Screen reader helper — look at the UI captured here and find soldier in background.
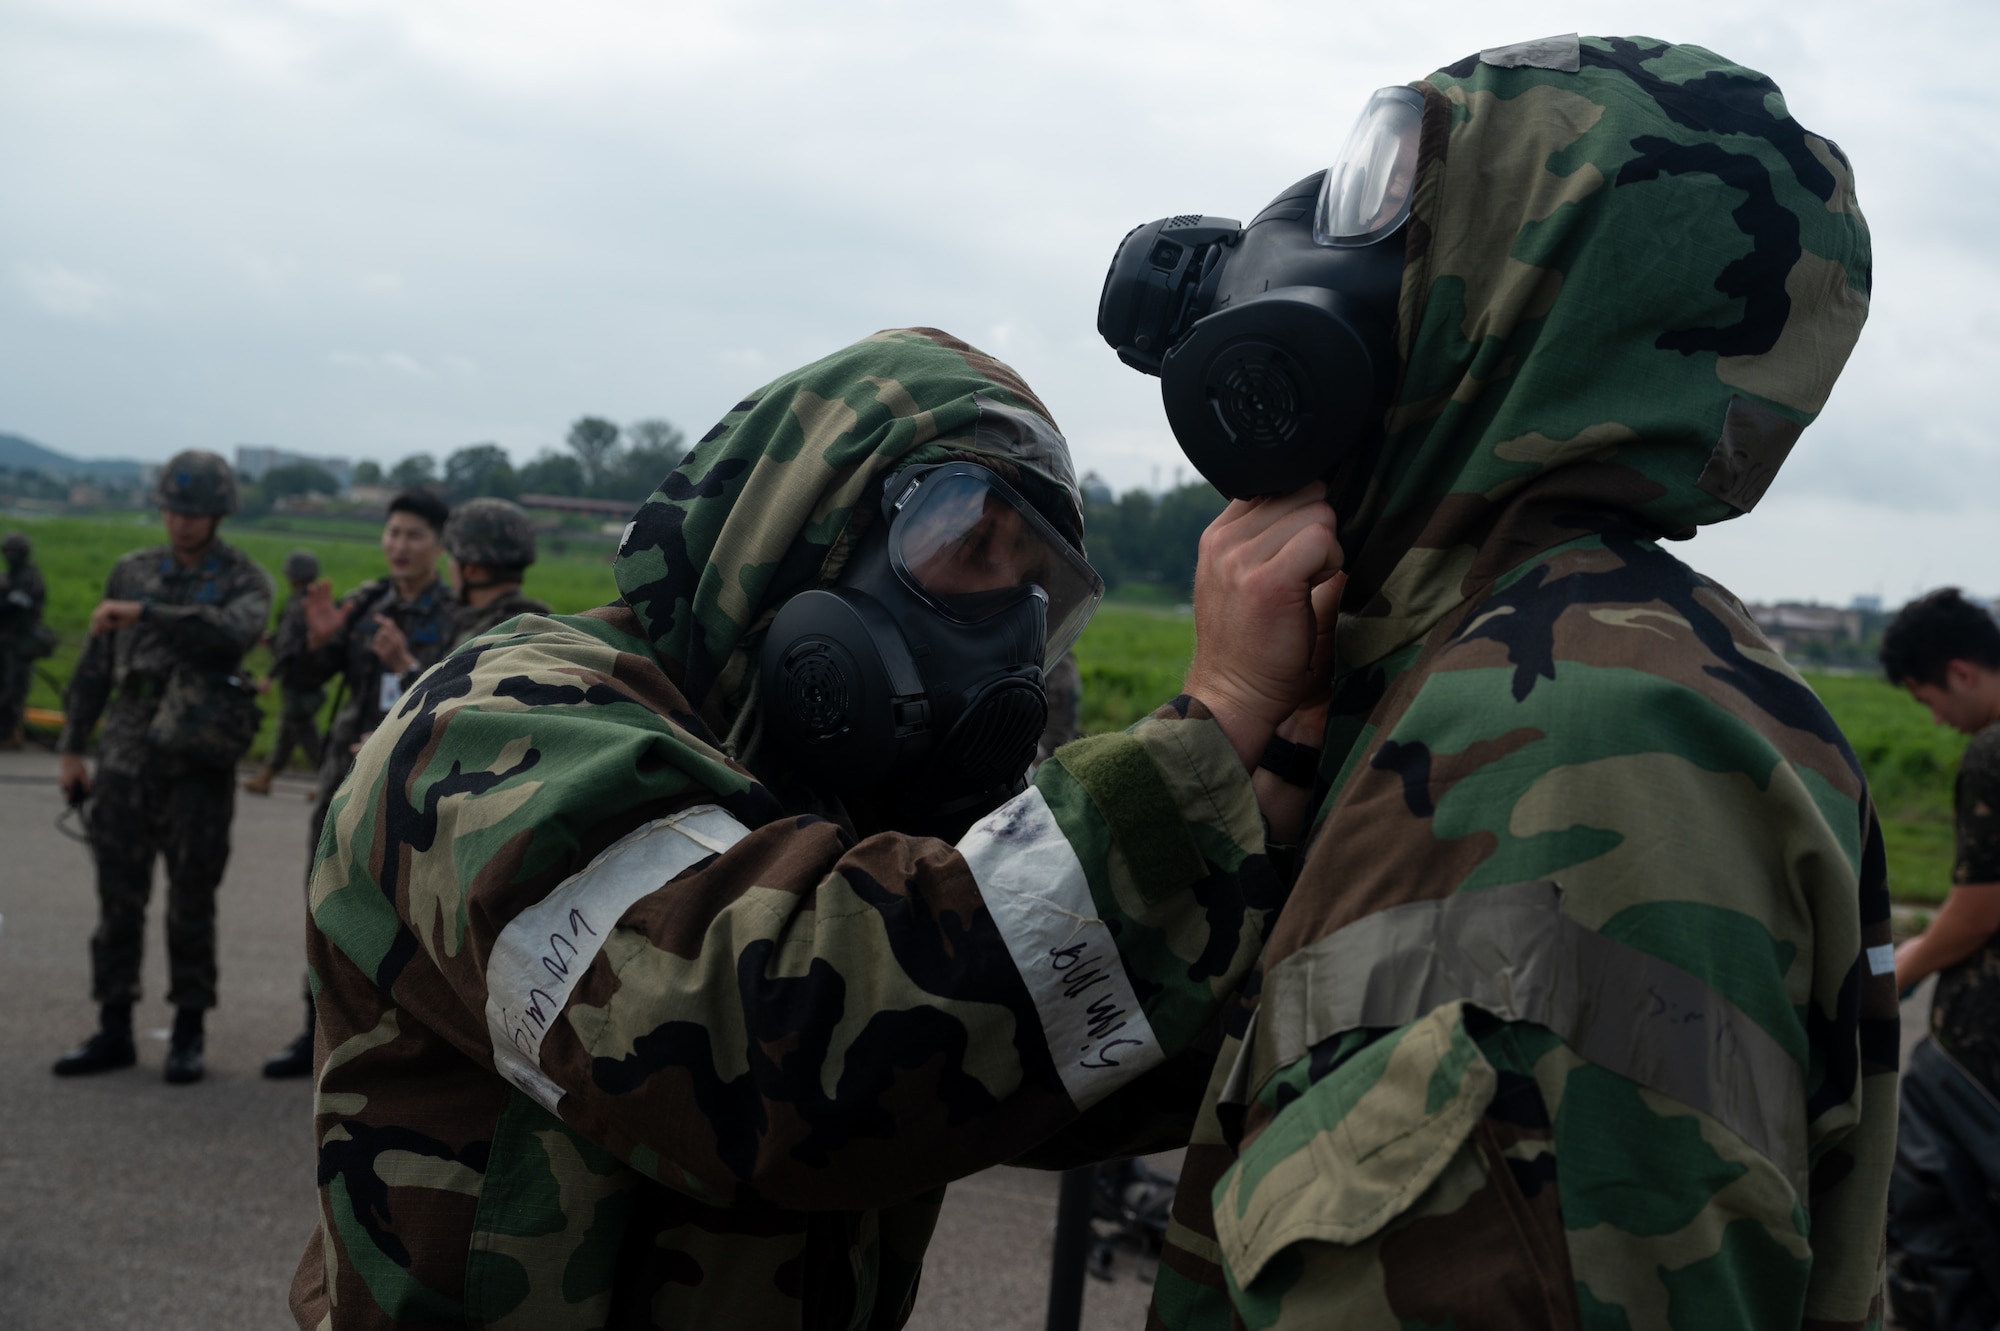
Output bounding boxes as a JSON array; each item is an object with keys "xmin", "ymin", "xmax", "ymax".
[
  {"xmin": 242, "ymin": 549, "xmax": 326, "ymax": 794},
  {"xmin": 261, "ymin": 489, "xmax": 454, "ymax": 1079},
  {"xmin": 0, "ymin": 531, "xmax": 47, "ymax": 748},
  {"xmin": 368, "ymin": 497, "xmax": 550, "ymax": 679},
  {"xmin": 52, "ymin": 451, "xmax": 272, "ymax": 1084}
]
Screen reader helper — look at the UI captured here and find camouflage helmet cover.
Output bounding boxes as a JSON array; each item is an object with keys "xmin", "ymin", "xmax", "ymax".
[
  {"xmin": 1, "ymin": 531, "xmax": 28, "ymax": 560},
  {"xmin": 283, "ymin": 549, "xmax": 321, "ymax": 583},
  {"xmin": 154, "ymin": 450, "xmax": 239, "ymax": 516},
  {"xmin": 443, "ymin": 497, "xmax": 538, "ymax": 569}
]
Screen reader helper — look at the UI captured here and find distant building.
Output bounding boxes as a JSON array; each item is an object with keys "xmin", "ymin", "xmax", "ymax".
[
  {"xmin": 1748, "ymin": 602, "xmax": 1863, "ymax": 657},
  {"xmin": 1850, "ymin": 594, "xmax": 1883, "ymax": 613},
  {"xmin": 1081, "ymin": 471, "xmax": 1115, "ymax": 505},
  {"xmin": 236, "ymin": 446, "xmax": 353, "ymax": 492}
]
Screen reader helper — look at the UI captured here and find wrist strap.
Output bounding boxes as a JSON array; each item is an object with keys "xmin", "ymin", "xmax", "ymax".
[{"xmin": 1258, "ymin": 735, "xmax": 1322, "ymax": 788}]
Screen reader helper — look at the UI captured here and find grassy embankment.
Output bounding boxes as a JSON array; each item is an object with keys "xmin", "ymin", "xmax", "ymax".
[{"xmin": 13, "ymin": 514, "xmax": 1963, "ymax": 902}]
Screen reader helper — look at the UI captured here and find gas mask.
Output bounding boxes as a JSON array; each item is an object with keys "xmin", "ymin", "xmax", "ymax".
[
  {"xmin": 760, "ymin": 461, "xmax": 1104, "ymax": 824},
  {"xmin": 1098, "ymin": 86, "xmax": 1422, "ymax": 500}
]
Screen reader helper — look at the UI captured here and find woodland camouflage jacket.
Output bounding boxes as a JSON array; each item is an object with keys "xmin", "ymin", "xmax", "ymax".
[
  {"xmin": 290, "ymin": 330, "xmax": 1286, "ymax": 1329},
  {"xmin": 1149, "ymin": 36, "xmax": 1898, "ymax": 1331},
  {"xmin": 60, "ymin": 539, "xmax": 272, "ymax": 773}
]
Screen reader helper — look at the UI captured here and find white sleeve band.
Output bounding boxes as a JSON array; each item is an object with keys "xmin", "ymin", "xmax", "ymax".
[
  {"xmin": 1867, "ymin": 943, "xmax": 1896, "ymax": 977},
  {"xmin": 484, "ymin": 803, "xmax": 751, "ymax": 1112},
  {"xmin": 956, "ymin": 785, "xmax": 1165, "ymax": 1110}
]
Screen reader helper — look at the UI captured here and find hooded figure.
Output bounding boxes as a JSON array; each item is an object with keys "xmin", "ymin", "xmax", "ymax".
[
  {"xmin": 1147, "ymin": 37, "xmax": 1897, "ymax": 1330},
  {"xmin": 290, "ymin": 329, "xmax": 1295, "ymax": 1329}
]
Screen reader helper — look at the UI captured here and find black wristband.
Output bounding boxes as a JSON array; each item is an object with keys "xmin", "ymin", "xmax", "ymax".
[{"xmin": 1257, "ymin": 735, "xmax": 1322, "ymax": 788}]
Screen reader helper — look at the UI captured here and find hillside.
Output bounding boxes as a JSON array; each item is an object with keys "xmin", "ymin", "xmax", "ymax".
[{"xmin": 0, "ymin": 432, "xmax": 148, "ymax": 481}]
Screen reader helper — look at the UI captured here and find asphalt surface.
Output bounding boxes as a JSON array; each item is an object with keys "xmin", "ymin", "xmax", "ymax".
[{"xmin": 0, "ymin": 744, "xmax": 1160, "ymax": 1330}]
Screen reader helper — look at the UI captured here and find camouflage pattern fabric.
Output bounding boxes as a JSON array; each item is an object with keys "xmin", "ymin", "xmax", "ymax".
[
  {"xmin": 58, "ymin": 538, "xmax": 269, "ymax": 1010},
  {"xmin": 265, "ymin": 590, "xmax": 327, "ymax": 771},
  {"xmin": 1931, "ymin": 721, "xmax": 2000, "ymax": 1099},
  {"xmin": 0, "ymin": 553, "xmax": 45, "ymax": 737},
  {"xmin": 1148, "ymin": 36, "xmax": 1896, "ymax": 1331},
  {"xmin": 60, "ymin": 541, "xmax": 273, "ymax": 773},
  {"xmin": 1036, "ymin": 650, "xmax": 1083, "ymax": 768},
  {"xmin": 297, "ymin": 575, "xmax": 456, "ymax": 759},
  {"xmin": 85, "ymin": 758, "xmax": 235, "ymax": 1008},
  {"xmin": 444, "ymin": 587, "xmax": 551, "ymax": 655},
  {"xmin": 292, "ymin": 329, "xmax": 1282, "ymax": 1330},
  {"xmin": 153, "ymin": 448, "xmax": 239, "ymax": 515},
  {"xmin": 442, "ymin": 497, "xmax": 539, "ymax": 570}
]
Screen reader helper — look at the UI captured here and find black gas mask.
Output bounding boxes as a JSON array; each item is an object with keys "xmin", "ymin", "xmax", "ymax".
[
  {"xmin": 1098, "ymin": 86, "xmax": 1422, "ymax": 500},
  {"xmin": 760, "ymin": 461, "xmax": 1104, "ymax": 826}
]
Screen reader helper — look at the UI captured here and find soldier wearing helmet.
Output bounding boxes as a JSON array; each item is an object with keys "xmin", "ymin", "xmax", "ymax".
[
  {"xmin": 53, "ymin": 449, "xmax": 272, "ymax": 1085},
  {"xmin": 242, "ymin": 548, "xmax": 326, "ymax": 796},
  {"xmin": 0, "ymin": 530, "xmax": 47, "ymax": 749},
  {"xmin": 368, "ymin": 498, "xmax": 550, "ymax": 684}
]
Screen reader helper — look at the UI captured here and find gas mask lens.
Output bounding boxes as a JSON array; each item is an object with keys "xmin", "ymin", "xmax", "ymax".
[
  {"xmin": 1314, "ymin": 86, "xmax": 1425, "ymax": 249},
  {"xmin": 886, "ymin": 464, "xmax": 1104, "ymax": 666}
]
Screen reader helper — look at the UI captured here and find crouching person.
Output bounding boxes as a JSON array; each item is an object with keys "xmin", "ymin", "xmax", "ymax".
[{"xmin": 289, "ymin": 328, "xmax": 1341, "ymax": 1328}]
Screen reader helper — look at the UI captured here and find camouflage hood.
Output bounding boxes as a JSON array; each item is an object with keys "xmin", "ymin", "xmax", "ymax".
[
  {"xmin": 1336, "ymin": 35, "xmax": 1870, "ymax": 669},
  {"xmin": 613, "ymin": 328, "xmax": 1081, "ymax": 721}
]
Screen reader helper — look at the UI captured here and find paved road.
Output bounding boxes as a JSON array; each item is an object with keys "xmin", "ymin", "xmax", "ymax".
[{"xmin": 0, "ymin": 745, "xmax": 1156, "ymax": 1329}]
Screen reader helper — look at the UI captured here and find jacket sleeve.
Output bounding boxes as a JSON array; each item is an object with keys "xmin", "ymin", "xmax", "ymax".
[
  {"xmin": 312, "ymin": 666, "xmax": 1284, "ymax": 1211},
  {"xmin": 142, "ymin": 561, "xmax": 271, "ymax": 665},
  {"xmin": 59, "ymin": 565, "xmax": 124, "ymax": 754}
]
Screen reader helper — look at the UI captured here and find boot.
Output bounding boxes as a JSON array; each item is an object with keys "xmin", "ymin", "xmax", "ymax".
[
  {"xmin": 262, "ymin": 1000, "xmax": 315, "ymax": 1079},
  {"xmin": 52, "ymin": 1003, "xmax": 136, "ymax": 1076},
  {"xmin": 242, "ymin": 767, "xmax": 276, "ymax": 795},
  {"xmin": 164, "ymin": 1006, "xmax": 205, "ymax": 1085}
]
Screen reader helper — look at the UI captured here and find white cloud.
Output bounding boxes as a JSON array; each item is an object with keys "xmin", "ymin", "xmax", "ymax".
[{"xmin": 14, "ymin": 259, "xmax": 121, "ymax": 320}]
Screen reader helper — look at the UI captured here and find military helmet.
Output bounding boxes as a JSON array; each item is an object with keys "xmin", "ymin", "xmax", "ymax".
[
  {"xmin": 443, "ymin": 497, "xmax": 537, "ymax": 569},
  {"xmin": 282, "ymin": 549, "xmax": 320, "ymax": 583},
  {"xmin": 154, "ymin": 450, "xmax": 239, "ymax": 516},
  {"xmin": 1, "ymin": 532, "xmax": 28, "ymax": 560}
]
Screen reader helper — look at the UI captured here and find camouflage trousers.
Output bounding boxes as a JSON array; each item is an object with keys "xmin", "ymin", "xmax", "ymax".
[
  {"xmin": 86, "ymin": 756, "xmax": 236, "ymax": 1009},
  {"xmin": 267, "ymin": 690, "xmax": 324, "ymax": 774},
  {"xmin": 299, "ymin": 744, "xmax": 358, "ymax": 1000},
  {"xmin": 0, "ymin": 640, "xmax": 30, "ymax": 737}
]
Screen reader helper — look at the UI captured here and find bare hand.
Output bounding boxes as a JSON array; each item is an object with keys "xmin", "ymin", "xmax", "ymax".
[
  {"xmin": 1184, "ymin": 485, "xmax": 1343, "ymax": 771},
  {"xmin": 303, "ymin": 580, "xmax": 354, "ymax": 650},
  {"xmin": 58, "ymin": 753, "xmax": 90, "ymax": 803},
  {"xmin": 369, "ymin": 615, "xmax": 417, "ymax": 675},
  {"xmin": 88, "ymin": 599, "xmax": 145, "ymax": 636},
  {"xmin": 256, "ymin": 676, "xmax": 274, "ymax": 695}
]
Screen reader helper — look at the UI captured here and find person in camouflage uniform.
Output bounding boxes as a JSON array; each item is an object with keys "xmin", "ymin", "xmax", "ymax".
[
  {"xmin": 1877, "ymin": 588, "xmax": 2000, "ymax": 1329},
  {"xmin": 243, "ymin": 549, "xmax": 327, "ymax": 794},
  {"xmin": 369, "ymin": 496, "xmax": 551, "ymax": 675},
  {"xmin": 1035, "ymin": 649, "xmax": 1083, "ymax": 768},
  {"xmin": 262, "ymin": 490, "xmax": 456, "ymax": 1078},
  {"xmin": 53, "ymin": 451, "xmax": 273, "ymax": 1085},
  {"xmin": 289, "ymin": 328, "xmax": 1335, "ymax": 1329},
  {"xmin": 1140, "ymin": 36, "xmax": 1898, "ymax": 1331},
  {"xmin": 0, "ymin": 530, "xmax": 48, "ymax": 747}
]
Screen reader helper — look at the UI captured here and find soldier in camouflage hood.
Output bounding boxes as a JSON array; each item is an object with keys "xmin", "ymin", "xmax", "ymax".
[
  {"xmin": 1136, "ymin": 36, "xmax": 1898, "ymax": 1331},
  {"xmin": 291, "ymin": 329, "xmax": 1332, "ymax": 1328}
]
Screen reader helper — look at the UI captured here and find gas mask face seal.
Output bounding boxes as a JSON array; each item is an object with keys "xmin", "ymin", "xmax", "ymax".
[
  {"xmin": 1097, "ymin": 85, "xmax": 1422, "ymax": 500},
  {"xmin": 759, "ymin": 461, "xmax": 1105, "ymax": 823}
]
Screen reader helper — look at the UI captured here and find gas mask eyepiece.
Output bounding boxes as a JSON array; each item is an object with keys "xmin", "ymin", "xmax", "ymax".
[
  {"xmin": 760, "ymin": 462, "xmax": 1104, "ymax": 823},
  {"xmin": 1098, "ymin": 86, "xmax": 1422, "ymax": 500}
]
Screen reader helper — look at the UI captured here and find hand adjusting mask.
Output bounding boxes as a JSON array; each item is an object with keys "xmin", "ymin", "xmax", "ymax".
[
  {"xmin": 1098, "ymin": 86, "xmax": 1421, "ymax": 499},
  {"xmin": 760, "ymin": 462, "xmax": 1105, "ymax": 822}
]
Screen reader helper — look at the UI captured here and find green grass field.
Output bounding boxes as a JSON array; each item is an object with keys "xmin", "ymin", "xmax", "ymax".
[{"xmin": 10, "ymin": 514, "xmax": 1966, "ymax": 902}]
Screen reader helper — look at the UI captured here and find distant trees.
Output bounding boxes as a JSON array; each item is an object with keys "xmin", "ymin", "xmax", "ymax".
[
  {"xmin": 261, "ymin": 462, "xmax": 341, "ymax": 499},
  {"xmin": 388, "ymin": 453, "xmax": 438, "ymax": 490},
  {"xmin": 1081, "ymin": 480, "xmax": 1228, "ymax": 602},
  {"xmin": 362, "ymin": 414, "xmax": 688, "ymax": 508},
  {"xmin": 443, "ymin": 444, "xmax": 518, "ymax": 500}
]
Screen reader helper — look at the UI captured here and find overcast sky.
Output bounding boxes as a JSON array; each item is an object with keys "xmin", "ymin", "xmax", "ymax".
[{"xmin": 2, "ymin": 0, "xmax": 1993, "ymax": 604}]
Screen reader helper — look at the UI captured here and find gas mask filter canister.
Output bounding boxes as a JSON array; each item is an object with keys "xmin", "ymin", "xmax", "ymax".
[
  {"xmin": 760, "ymin": 462, "xmax": 1105, "ymax": 821},
  {"xmin": 1098, "ymin": 86, "xmax": 1422, "ymax": 499}
]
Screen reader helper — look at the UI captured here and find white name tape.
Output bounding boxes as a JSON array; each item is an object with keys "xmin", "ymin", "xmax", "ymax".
[
  {"xmin": 957, "ymin": 786, "xmax": 1163, "ymax": 1109},
  {"xmin": 1867, "ymin": 943, "xmax": 1896, "ymax": 977},
  {"xmin": 484, "ymin": 804, "xmax": 751, "ymax": 1112}
]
